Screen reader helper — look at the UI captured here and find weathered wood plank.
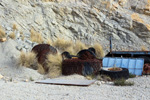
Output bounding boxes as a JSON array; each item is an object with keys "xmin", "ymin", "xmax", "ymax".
[{"xmin": 36, "ymin": 79, "xmax": 96, "ymax": 86}]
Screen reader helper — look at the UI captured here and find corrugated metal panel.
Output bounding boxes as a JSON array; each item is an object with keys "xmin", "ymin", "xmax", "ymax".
[
  {"xmin": 110, "ymin": 51, "xmax": 150, "ymax": 55},
  {"xmin": 102, "ymin": 57, "xmax": 144, "ymax": 75}
]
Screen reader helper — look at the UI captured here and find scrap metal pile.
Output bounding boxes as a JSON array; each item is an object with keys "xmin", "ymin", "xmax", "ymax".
[
  {"xmin": 31, "ymin": 40, "xmax": 150, "ymax": 80},
  {"xmin": 62, "ymin": 49, "xmax": 102, "ymax": 76}
]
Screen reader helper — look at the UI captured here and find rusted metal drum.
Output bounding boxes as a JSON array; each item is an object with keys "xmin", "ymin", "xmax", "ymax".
[
  {"xmin": 32, "ymin": 44, "xmax": 57, "ymax": 72},
  {"xmin": 62, "ymin": 58, "xmax": 102, "ymax": 76},
  {"xmin": 77, "ymin": 49, "xmax": 96, "ymax": 60},
  {"xmin": 143, "ymin": 63, "xmax": 150, "ymax": 75}
]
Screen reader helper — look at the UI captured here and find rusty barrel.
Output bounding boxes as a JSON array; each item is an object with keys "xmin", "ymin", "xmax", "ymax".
[{"xmin": 62, "ymin": 58, "xmax": 102, "ymax": 76}]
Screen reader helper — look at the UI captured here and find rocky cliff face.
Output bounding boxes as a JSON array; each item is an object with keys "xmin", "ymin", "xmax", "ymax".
[{"xmin": 0, "ymin": 0, "xmax": 150, "ymax": 52}]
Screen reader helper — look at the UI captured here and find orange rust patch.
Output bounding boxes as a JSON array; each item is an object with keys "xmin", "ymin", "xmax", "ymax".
[
  {"xmin": 72, "ymin": 57, "xmax": 78, "ymax": 59},
  {"xmin": 108, "ymin": 67, "xmax": 122, "ymax": 71}
]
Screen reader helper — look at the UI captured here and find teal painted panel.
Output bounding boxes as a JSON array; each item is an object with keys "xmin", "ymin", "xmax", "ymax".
[{"xmin": 102, "ymin": 57, "xmax": 144, "ymax": 75}]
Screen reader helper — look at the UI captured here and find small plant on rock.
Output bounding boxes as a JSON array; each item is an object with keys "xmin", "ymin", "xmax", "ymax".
[
  {"xmin": 141, "ymin": 45, "xmax": 147, "ymax": 51},
  {"xmin": 20, "ymin": 31, "xmax": 23, "ymax": 35},
  {"xmin": 129, "ymin": 73, "xmax": 136, "ymax": 78},
  {"xmin": 42, "ymin": 0, "xmax": 55, "ymax": 2},
  {"xmin": 10, "ymin": 78, "xmax": 13, "ymax": 82},
  {"xmin": 53, "ymin": 38, "xmax": 73, "ymax": 51},
  {"xmin": 30, "ymin": 28, "xmax": 44, "ymax": 43},
  {"xmin": 9, "ymin": 32, "xmax": 16, "ymax": 39},
  {"xmin": 0, "ymin": 25, "xmax": 6, "ymax": 39},
  {"xmin": 20, "ymin": 31, "xmax": 24, "ymax": 41},
  {"xmin": 21, "ymin": 34, "xmax": 25, "ymax": 41},
  {"xmin": 29, "ymin": 77, "xmax": 34, "ymax": 81},
  {"xmin": 13, "ymin": 24, "xmax": 18, "ymax": 31}
]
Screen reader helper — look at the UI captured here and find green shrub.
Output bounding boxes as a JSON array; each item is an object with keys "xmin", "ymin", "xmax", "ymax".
[
  {"xmin": 29, "ymin": 77, "xmax": 34, "ymax": 81},
  {"xmin": 114, "ymin": 79, "xmax": 134, "ymax": 86},
  {"xmin": 129, "ymin": 73, "xmax": 136, "ymax": 78}
]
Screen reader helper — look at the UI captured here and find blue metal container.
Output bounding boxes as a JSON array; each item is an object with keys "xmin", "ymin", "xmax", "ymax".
[{"xmin": 102, "ymin": 57, "xmax": 144, "ymax": 75}]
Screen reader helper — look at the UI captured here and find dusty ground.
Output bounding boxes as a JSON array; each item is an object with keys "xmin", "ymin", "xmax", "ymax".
[{"xmin": 0, "ymin": 75, "xmax": 150, "ymax": 100}]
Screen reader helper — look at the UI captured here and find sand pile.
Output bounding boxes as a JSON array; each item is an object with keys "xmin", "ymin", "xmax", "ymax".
[{"xmin": 0, "ymin": 39, "xmax": 43, "ymax": 81}]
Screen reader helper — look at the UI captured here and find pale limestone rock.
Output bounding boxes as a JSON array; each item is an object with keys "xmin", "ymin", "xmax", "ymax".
[
  {"xmin": 0, "ymin": 0, "xmax": 150, "ymax": 51},
  {"xmin": 0, "ymin": 74, "xmax": 3, "ymax": 79},
  {"xmin": 34, "ymin": 15, "xmax": 44, "ymax": 25}
]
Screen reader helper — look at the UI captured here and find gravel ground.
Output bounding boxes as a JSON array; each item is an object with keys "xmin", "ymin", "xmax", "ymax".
[{"xmin": 0, "ymin": 75, "xmax": 150, "ymax": 100}]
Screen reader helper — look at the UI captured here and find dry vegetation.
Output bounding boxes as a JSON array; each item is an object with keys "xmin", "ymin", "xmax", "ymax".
[
  {"xmin": 65, "ymin": 46, "xmax": 75, "ymax": 55},
  {"xmin": 53, "ymin": 38, "xmax": 73, "ymax": 51},
  {"xmin": 141, "ymin": 45, "xmax": 148, "ymax": 51},
  {"xmin": 37, "ymin": 64, "xmax": 45, "ymax": 74},
  {"xmin": 19, "ymin": 51, "xmax": 38, "ymax": 69},
  {"xmin": 93, "ymin": 43, "xmax": 104, "ymax": 58},
  {"xmin": 73, "ymin": 40, "xmax": 88, "ymax": 54},
  {"xmin": 53, "ymin": 38, "xmax": 88, "ymax": 55},
  {"xmin": 42, "ymin": 0, "xmax": 55, "ymax": 2},
  {"xmin": 21, "ymin": 35, "xmax": 25, "ymax": 41},
  {"xmin": 9, "ymin": 32, "xmax": 16, "ymax": 39},
  {"xmin": 20, "ymin": 31, "xmax": 24, "ymax": 41},
  {"xmin": 13, "ymin": 24, "xmax": 18, "ymax": 31},
  {"xmin": 30, "ymin": 28, "xmax": 44, "ymax": 43},
  {"xmin": 46, "ymin": 53, "xmax": 62, "ymax": 78},
  {"xmin": 19, "ymin": 51, "xmax": 63, "ymax": 78},
  {"xmin": 0, "ymin": 25, "xmax": 6, "ymax": 39},
  {"xmin": 46, "ymin": 38, "xmax": 52, "ymax": 45},
  {"xmin": 20, "ymin": 31, "xmax": 23, "ymax": 35},
  {"xmin": 52, "ymin": 38, "xmax": 89, "ymax": 55}
]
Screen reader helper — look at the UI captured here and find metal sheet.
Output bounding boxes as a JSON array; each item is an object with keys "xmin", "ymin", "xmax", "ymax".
[
  {"xmin": 36, "ymin": 79, "xmax": 96, "ymax": 86},
  {"xmin": 111, "ymin": 51, "xmax": 150, "ymax": 55},
  {"xmin": 103, "ymin": 57, "xmax": 144, "ymax": 75}
]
